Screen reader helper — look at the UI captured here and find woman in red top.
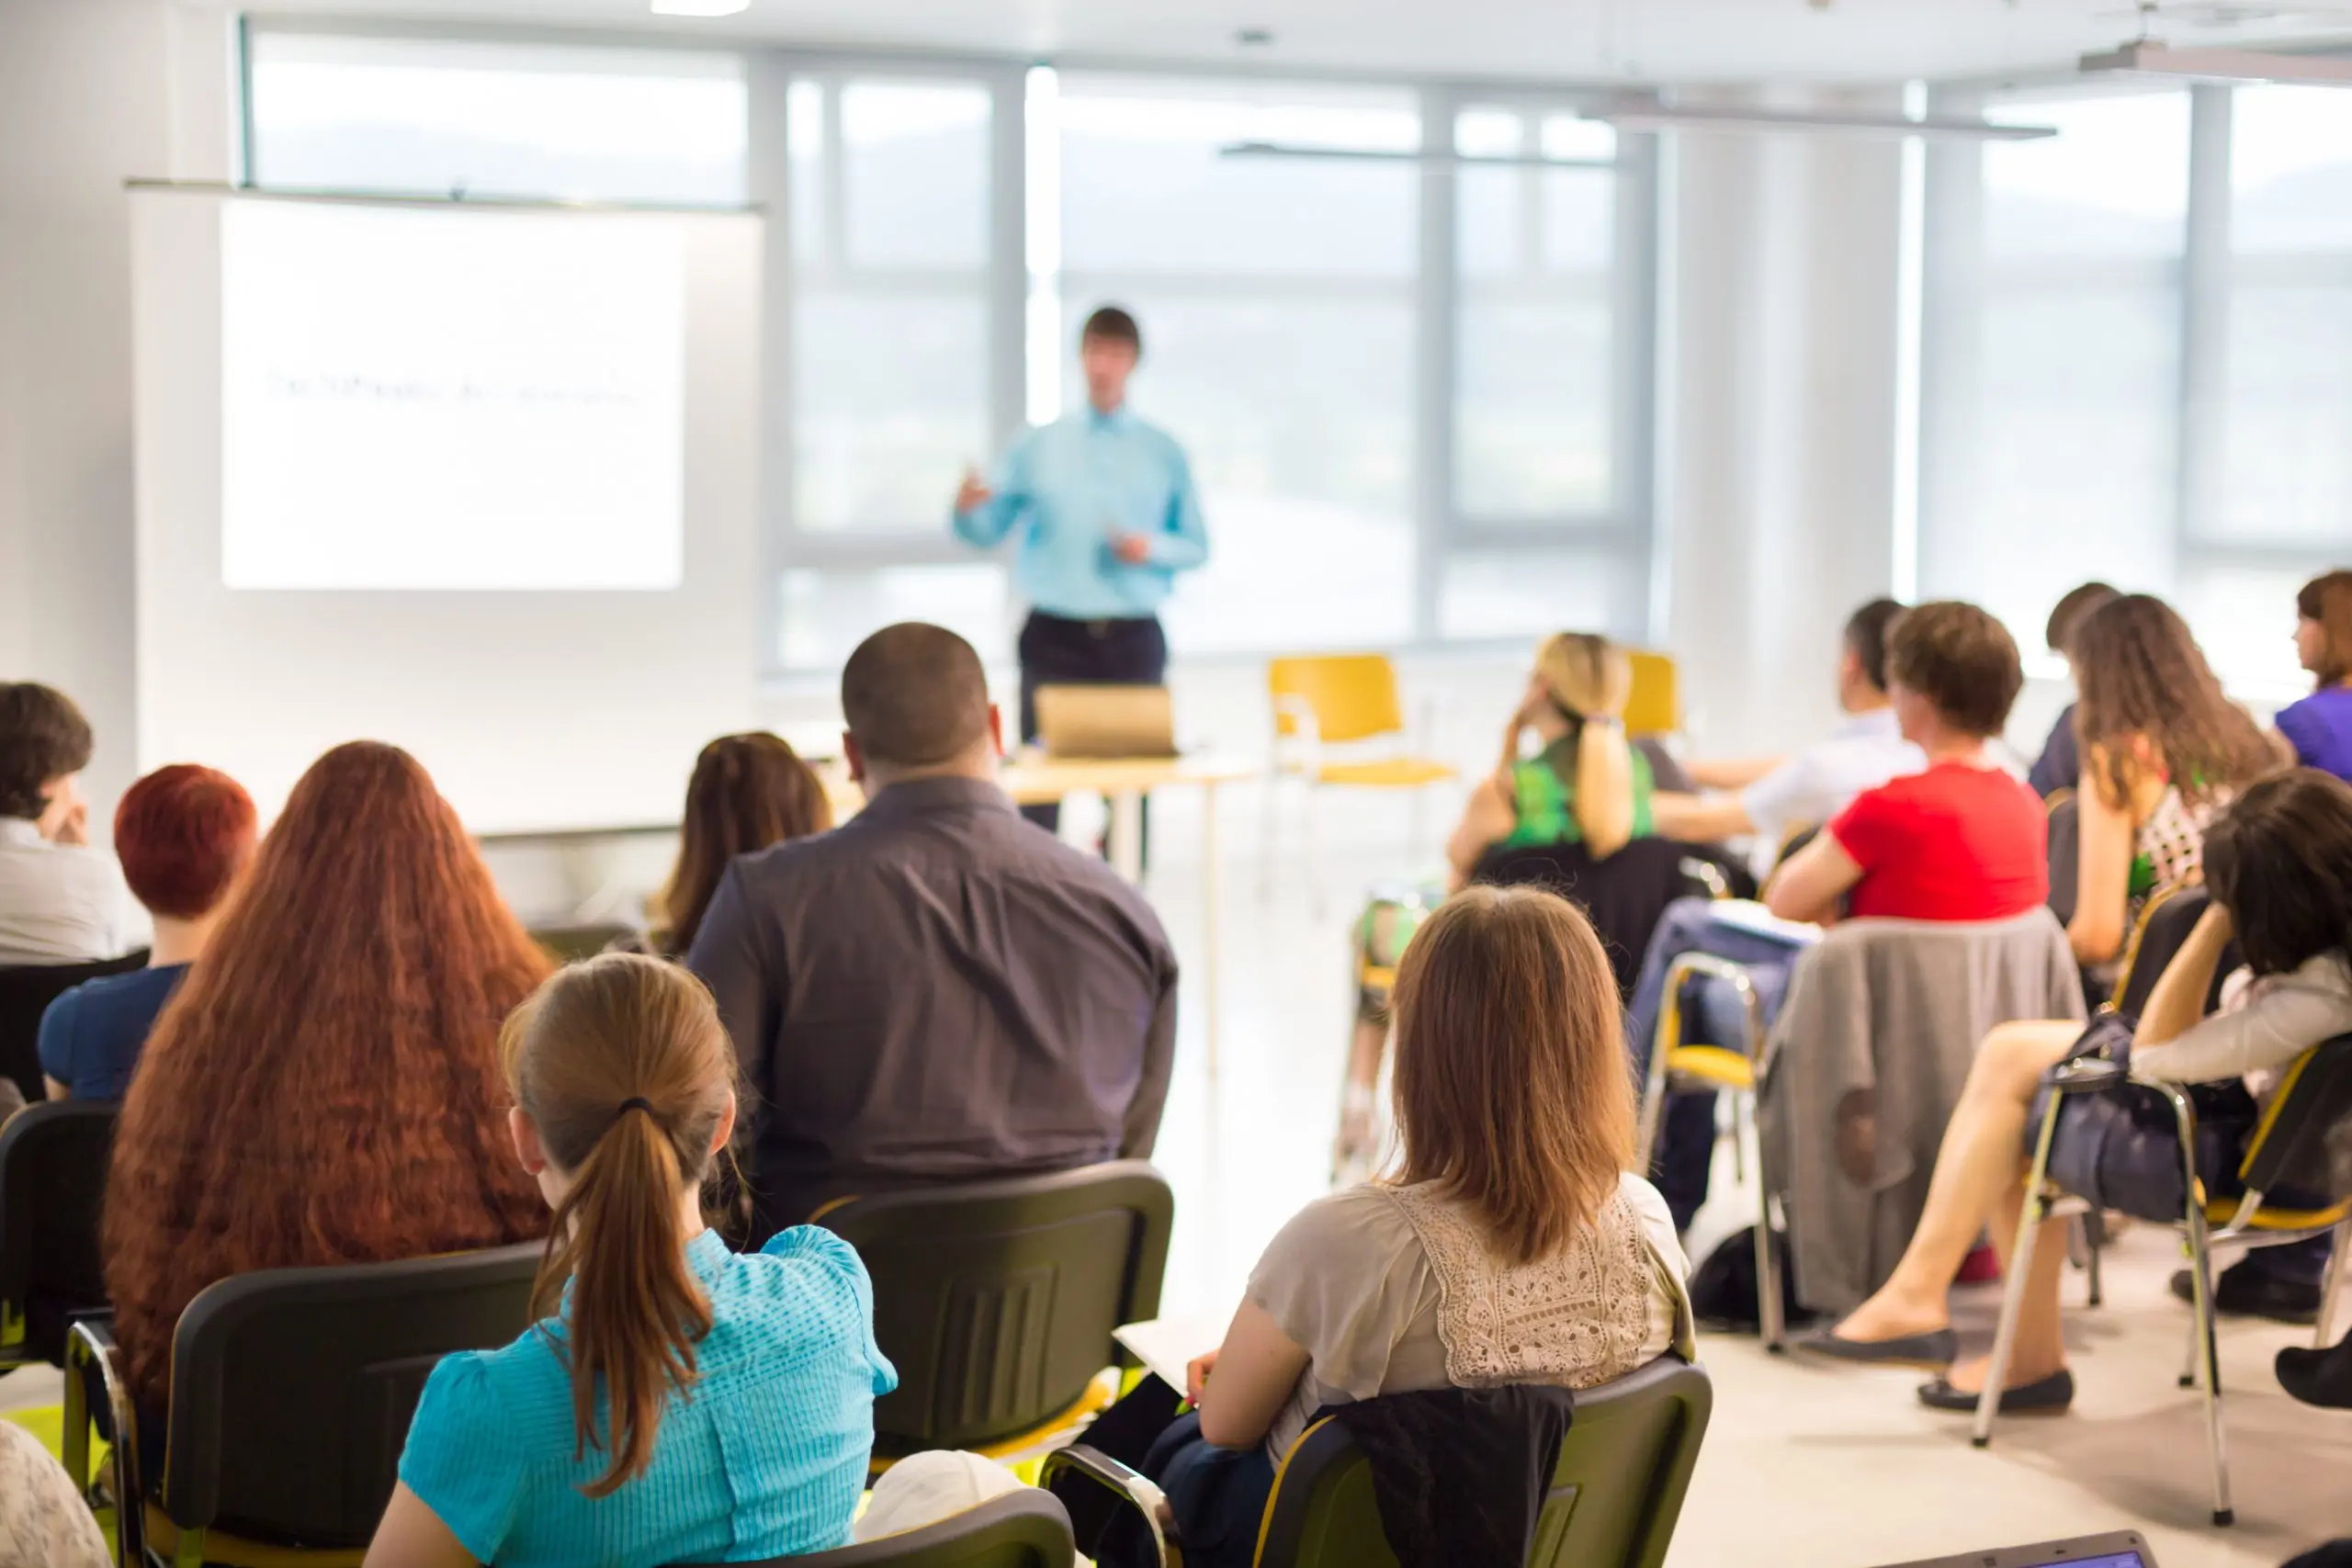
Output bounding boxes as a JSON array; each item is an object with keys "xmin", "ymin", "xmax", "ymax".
[{"xmin": 1767, "ymin": 601, "xmax": 2046, "ymax": 926}]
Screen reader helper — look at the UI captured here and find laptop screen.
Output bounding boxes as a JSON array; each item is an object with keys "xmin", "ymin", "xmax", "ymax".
[{"xmin": 2066, "ymin": 1556, "xmax": 2145, "ymax": 1568}]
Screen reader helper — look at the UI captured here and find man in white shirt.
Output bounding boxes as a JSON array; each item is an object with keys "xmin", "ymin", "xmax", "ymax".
[
  {"xmin": 0, "ymin": 683, "xmax": 142, "ymax": 965},
  {"xmin": 1653, "ymin": 597, "xmax": 1922, "ymax": 873}
]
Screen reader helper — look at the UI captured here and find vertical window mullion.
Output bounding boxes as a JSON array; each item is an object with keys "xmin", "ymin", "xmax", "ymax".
[
  {"xmin": 1416, "ymin": 85, "xmax": 1460, "ymax": 646},
  {"xmin": 2177, "ymin": 83, "xmax": 2233, "ymax": 569}
]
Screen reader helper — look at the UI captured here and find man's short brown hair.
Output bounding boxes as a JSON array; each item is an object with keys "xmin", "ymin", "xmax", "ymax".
[
  {"xmin": 0, "ymin": 682, "xmax": 94, "ymax": 820},
  {"xmin": 841, "ymin": 623, "xmax": 991, "ymax": 769},
  {"xmin": 1886, "ymin": 601, "xmax": 2023, "ymax": 739},
  {"xmin": 2045, "ymin": 581, "xmax": 2120, "ymax": 657}
]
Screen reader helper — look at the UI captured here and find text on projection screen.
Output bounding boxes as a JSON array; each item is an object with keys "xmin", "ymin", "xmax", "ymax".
[{"xmin": 220, "ymin": 199, "xmax": 686, "ymax": 591}]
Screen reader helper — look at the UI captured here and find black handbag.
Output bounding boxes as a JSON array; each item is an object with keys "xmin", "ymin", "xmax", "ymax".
[{"xmin": 2041, "ymin": 1012, "xmax": 2259, "ymax": 1223}]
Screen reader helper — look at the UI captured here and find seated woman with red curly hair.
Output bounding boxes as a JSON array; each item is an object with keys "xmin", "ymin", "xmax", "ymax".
[
  {"xmin": 38, "ymin": 763, "xmax": 256, "ymax": 1102},
  {"xmin": 102, "ymin": 741, "xmax": 554, "ymax": 1433}
]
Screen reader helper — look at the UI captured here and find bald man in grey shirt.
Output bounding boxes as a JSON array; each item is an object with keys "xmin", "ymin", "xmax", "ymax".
[{"xmin": 688, "ymin": 623, "xmax": 1180, "ymax": 1241}]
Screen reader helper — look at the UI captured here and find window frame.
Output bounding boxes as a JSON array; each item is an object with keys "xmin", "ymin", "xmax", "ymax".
[
  {"xmin": 1918, "ymin": 74, "xmax": 2346, "ymax": 693},
  {"xmin": 237, "ymin": 20, "xmax": 1666, "ymax": 678}
]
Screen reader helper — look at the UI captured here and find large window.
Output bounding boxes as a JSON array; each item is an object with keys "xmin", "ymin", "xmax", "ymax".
[
  {"xmin": 243, "ymin": 32, "xmax": 1659, "ymax": 674},
  {"xmin": 246, "ymin": 33, "xmax": 747, "ymax": 206},
  {"xmin": 1921, "ymin": 84, "xmax": 2346, "ymax": 690},
  {"xmin": 1053, "ymin": 76, "xmax": 1421, "ymax": 653}
]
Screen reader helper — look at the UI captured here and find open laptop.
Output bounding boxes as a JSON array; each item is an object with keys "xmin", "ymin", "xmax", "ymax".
[
  {"xmin": 1867, "ymin": 1533, "xmax": 2156, "ymax": 1568},
  {"xmin": 1034, "ymin": 684, "xmax": 1178, "ymax": 761}
]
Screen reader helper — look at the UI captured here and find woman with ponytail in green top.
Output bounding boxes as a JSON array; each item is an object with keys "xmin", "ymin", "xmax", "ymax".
[
  {"xmin": 1445, "ymin": 633, "xmax": 1652, "ymax": 887},
  {"xmin": 1333, "ymin": 636, "xmax": 1656, "ymax": 1181}
]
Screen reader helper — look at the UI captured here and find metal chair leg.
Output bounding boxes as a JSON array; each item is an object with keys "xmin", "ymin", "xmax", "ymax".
[
  {"xmin": 1303, "ymin": 782, "xmax": 1329, "ymax": 919},
  {"xmin": 1755, "ymin": 1186, "xmax": 1785, "ymax": 1354},
  {"xmin": 2165, "ymin": 1084, "xmax": 2233, "ymax": 1526},
  {"xmin": 1729, "ymin": 1089, "xmax": 1747, "ymax": 1184},
  {"xmin": 2082, "ymin": 1213, "xmax": 2104, "ymax": 1308},
  {"xmin": 2186, "ymin": 1211, "xmax": 2233, "ymax": 1525},
  {"xmin": 2315, "ymin": 1217, "xmax": 2352, "ymax": 1350},
  {"xmin": 1975, "ymin": 1100, "xmax": 2063, "ymax": 1450}
]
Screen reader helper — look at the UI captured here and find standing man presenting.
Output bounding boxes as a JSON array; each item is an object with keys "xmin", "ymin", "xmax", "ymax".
[{"xmin": 951, "ymin": 305, "xmax": 1208, "ymax": 836}]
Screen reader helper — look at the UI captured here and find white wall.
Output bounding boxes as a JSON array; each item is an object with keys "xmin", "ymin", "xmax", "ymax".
[
  {"xmin": 0, "ymin": 0, "xmax": 236, "ymax": 826},
  {"xmin": 1658, "ymin": 89, "xmax": 1909, "ymax": 759}
]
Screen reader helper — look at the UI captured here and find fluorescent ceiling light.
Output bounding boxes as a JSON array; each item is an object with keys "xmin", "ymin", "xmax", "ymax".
[
  {"xmin": 1219, "ymin": 141, "xmax": 1616, "ymax": 168},
  {"xmin": 2079, "ymin": 40, "xmax": 2352, "ymax": 84},
  {"xmin": 650, "ymin": 0, "xmax": 748, "ymax": 15},
  {"xmin": 1580, "ymin": 99, "xmax": 2057, "ymax": 141}
]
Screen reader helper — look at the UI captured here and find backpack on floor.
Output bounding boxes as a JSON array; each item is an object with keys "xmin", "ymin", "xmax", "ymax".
[{"xmin": 1688, "ymin": 1225, "xmax": 1819, "ymax": 1333}]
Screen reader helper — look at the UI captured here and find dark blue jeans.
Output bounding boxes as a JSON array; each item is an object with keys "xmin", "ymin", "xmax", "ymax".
[
  {"xmin": 1094, "ymin": 1412, "xmax": 1276, "ymax": 1568},
  {"xmin": 1625, "ymin": 897, "xmax": 1812, "ymax": 1231}
]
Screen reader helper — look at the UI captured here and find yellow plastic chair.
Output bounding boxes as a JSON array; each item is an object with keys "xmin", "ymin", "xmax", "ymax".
[
  {"xmin": 1623, "ymin": 650, "xmax": 1680, "ymax": 739},
  {"xmin": 1264, "ymin": 656, "xmax": 1455, "ymax": 905}
]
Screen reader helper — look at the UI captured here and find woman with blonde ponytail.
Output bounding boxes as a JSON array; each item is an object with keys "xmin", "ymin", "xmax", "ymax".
[
  {"xmin": 1444, "ymin": 632, "xmax": 1651, "ymax": 886},
  {"xmin": 366, "ymin": 955, "xmax": 895, "ymax": 1568}
]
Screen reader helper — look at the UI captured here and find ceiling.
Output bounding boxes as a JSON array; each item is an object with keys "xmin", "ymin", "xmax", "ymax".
[{"xmin": 223, "ymin": 0, "xmax": 2352, "ymax": 85}]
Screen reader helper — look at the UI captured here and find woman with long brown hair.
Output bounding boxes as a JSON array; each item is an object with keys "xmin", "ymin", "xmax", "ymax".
[
  {"xmin": 103, "ymin": 742, "xmax": 552, "ymax": 1415},
  {"xmin": 1096, "ymin": 886, "xmax": 1691, "ymax": 1568},
  {"xmin": 649, "ymin": 733, "xmax": 831, "ymax": 957},
  {"xmin": 2062, "ymin": 592, "xmax": 2274, "ymax": 970},
  {"xmin": 366, "ymin": 955, "xmax": 892, "ymax": 1568}
]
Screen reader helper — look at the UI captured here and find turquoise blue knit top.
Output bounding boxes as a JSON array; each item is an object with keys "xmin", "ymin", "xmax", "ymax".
[{"xmin": 398, "ymin": 1226, "xmax": 897, "ymax": 1566}]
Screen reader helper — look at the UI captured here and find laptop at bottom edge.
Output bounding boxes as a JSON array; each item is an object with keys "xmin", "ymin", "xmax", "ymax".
[{"xmin": 1866, "ymin": 1532, "xmax": 2155, "ymax": 1568}]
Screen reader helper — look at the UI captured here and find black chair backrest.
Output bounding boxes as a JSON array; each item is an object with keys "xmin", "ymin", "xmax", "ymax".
[
  {"xmin": 1255, "ymin": 1356, "xmax": 1714, "ymax": 1568},
  {"xmin": 0, "ymin": 953, "xmax": 148, "ymax": 1103},
  {"xmin": 2110, "ymin": 887, "xmax": 2240, "ymax": 1021},
  {"xmin": 678, "ymin": 1488, "xmax": 1076, "ymax": 1568},
  {"xmin": 816, "ymin": 1163, "xmax": 1173, "ymax": 1455},
  {"xmin": 2045, "ymin": 795, "xmax": 2081, "ymax": 931},
  {"xmin": 0, "ymin": 1099, "xmax": 118, "ymax": 1365},
  {"xmin": 160, "ymin": 1242, "xmax": 541, "ymax": 1546},
  {"xmin": 1469, "ymin": 836, "xmax": 1724, "ymax": 1001},
  {"xmin": 2242, "ymin": 1033, "xmax": 2352, "ymax": 1200}
]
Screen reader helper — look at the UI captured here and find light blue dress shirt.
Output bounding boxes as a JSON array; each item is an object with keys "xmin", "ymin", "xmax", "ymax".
[
  {"xmin": 951, "ymin": 405, "xmax": 1209, "ymax": 620},
  {"xmin": 397, "ymin": 1226, "xmax": 895, "ymax": 1567}
]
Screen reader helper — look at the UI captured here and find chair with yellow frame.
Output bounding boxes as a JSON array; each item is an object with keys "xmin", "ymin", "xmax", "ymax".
[
  {"xmin": 811, "ymin": 1162, "xmax": 1174, "ymax": 1476},
  {"xmin": 1262, "ymin": 656, "xmax": 1455, "ymax": 908},
  {"xmin": 1622, "ymin": 649, "xmax": 1680, "ymax": 741},
  {"xmin": 1976, "ymin": 1028, "xmax": 2352, "ymax": 1526},
  {"xmin": 1042, "ymin": 1353, "xmax": 1713, "ymax": 1567}
]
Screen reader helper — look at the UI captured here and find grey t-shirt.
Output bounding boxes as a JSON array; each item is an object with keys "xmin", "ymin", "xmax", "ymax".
[{"xmin": 1244, "ymin": 1173, "xmax": 1691, "ymax": 1460}]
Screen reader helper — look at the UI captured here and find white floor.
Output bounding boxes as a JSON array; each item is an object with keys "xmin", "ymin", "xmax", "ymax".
[{"xmin": 11, "ymin": 781, "xmax": 2352, "ymax": 1564}]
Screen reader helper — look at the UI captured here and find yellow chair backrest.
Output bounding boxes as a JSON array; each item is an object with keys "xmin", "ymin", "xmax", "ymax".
[
  {"xmin": 1623, "ymin": 649, "xmax": 1679, "ymax": 738},
  {"xmin": 1269, "ymin": 655, "xmax": 1407, "ymax": 745}
]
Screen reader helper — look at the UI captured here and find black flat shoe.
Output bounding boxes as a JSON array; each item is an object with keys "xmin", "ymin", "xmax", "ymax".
[
  {"xmin": 1917, "ymin": 1368, "xmax": 2074, "ymax": 1415},
  {"xmin": 2277, "ymin": 1343, "xmax": 2352, "ymax": 1410},
  {"xmin": 1792, "ymin": 1326, "xmax": 1958, "ymax": 1370},
  {"xmin": 2171, "ymin": 1263, "xmax": 2322, "ymax": 1325}
]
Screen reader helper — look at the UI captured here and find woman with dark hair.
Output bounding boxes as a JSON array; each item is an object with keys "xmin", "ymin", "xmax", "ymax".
[
  {"xmin": 1764, "ymin": 601, "xmax": 2045, "ymax": 925},
  {"xmin": 646, "ymin": 734, "xmax": 831, "ymax": 957},
  {"xmin": 2273, "ymin": 570, "xmax": 2352, "ymax": 781},
  {"xmin": 1105, "ymin": 887, "xmax": 1690, "ymax": 1568},
  {"xmin": 2061, "ymin": 593, "xmax": 2275, "ymax": 971},
  {"xmin": 0, "ymin": 681, "xmax": 141, "ymax": 964},
  {"xmin": 39, "ymin": 764, "xmax": 257, "ymax": 1100},
  {"xmin": 1800, "ymin": 771, "xmax": 2352, "ymax": 1411},
  {"xmin": 104, "ymin": 741, "xmax": 553, "ymax": 1416}
]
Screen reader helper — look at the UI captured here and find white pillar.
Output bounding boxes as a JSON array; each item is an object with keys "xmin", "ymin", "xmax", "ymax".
[{"xmin": 1659, "ymin": 89, "xmax": 1907, "ymax": 757}]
